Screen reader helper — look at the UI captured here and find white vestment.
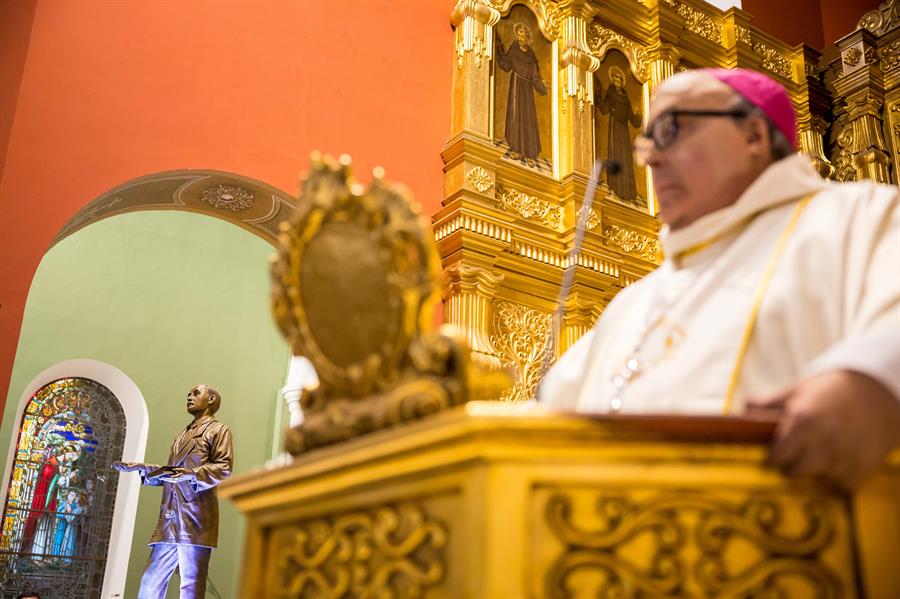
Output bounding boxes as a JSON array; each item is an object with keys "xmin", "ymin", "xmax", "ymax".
[{"xmin": 540, "ymin": 154, "xmax": 900, "ymax": 413}]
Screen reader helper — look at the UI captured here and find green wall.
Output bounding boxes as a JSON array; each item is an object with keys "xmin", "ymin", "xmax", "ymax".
[{"xmin": 0, "ymin": 210, "xmax": 291, "ymax": 598}]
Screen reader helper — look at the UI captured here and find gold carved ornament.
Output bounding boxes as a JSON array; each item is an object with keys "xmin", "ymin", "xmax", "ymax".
[
  {"xmin": 495, "ymin": 182, "xmax": 563, "ymax": 230},
  {"xmin": 602, "ymin": 223, "xmax": 661, "ymax": 263},
  {"xmin": 674, "ymin": 2, "xmax": 723, "ymax": 46},
  {"xmin": 587, "ymin": 22, "xmax": 650, "ymax": 83},
  {"xmin": 271, "ymin": 153, "xmax": 511, "ymax": 453},
  {"xmin": 544, "ymin": 490, "xmax": 842, "ymax": 598},
  {"xmin": 276, "ymin": 502, "xmax": 447, "ymax": 599},
  {"xmin": 858, "ymin": 0, "xmax": 900, "ymax": 36},
  {"xmin": 490, "ymin": 301, "xmax": 554, "ymax": 403}
]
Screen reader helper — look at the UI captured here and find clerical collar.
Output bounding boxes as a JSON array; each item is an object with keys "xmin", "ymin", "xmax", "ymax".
[{"xmin": 660, "ymin": 154, "xmax": 826, "ymax": 260}]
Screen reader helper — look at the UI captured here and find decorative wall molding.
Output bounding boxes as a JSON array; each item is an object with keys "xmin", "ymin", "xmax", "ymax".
[
  {"xmin": 277, "ymin": 502, "xmax": 447, "ymax": 598},
  {"xmin": 53, "ymin": 170, "xmax": 296, "ymax": 248}
]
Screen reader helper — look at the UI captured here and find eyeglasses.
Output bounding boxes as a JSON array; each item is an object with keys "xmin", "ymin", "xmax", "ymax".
[{"xmin": 634, "ymin": 109, "xmax": 750, "ymax": 164}]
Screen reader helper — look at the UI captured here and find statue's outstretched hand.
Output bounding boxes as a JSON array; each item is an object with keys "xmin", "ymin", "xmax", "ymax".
[{"xmin": 112, "ymin": 461, "xmax": 150, "ymax": 474}]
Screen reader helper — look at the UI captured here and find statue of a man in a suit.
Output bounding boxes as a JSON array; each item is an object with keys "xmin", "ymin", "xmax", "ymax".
[{"xmin": 113, "ymin": 384, "xmax": 233, "ymax": 599}]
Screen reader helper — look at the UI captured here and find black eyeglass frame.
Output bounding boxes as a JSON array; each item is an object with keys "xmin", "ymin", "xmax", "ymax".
[{"xmin": 638, "ymin": 108, "xmax": 751, "ymax": 152}]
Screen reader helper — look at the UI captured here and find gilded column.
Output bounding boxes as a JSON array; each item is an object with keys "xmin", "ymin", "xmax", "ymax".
[
  {"xmin": 440, "ymin": 263, "xmax": 504, "ymax": 369},
  {"xmin": 828, "ymin": 30, "xmax": 891, "ymax": 183},
  {"xmin": 561, "ymin": 292, "xmax": 602, "ymax": 355},
  {"xmin": 646, "ymin": 0, "xmax": 683, "ymax": 94},
  {"xmin": 556, "ymin": 0, "xmax": 600, "ymax": 179},
  {"xmin": 450, "ymin": 0, "xmax": 502, "ymax": 139},
  {"xmin": 795, "ymin": 46, "xmax": 834, "ymax": 178}
]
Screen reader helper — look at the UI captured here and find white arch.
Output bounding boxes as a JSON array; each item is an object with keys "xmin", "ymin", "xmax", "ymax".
[{"xmin": 0, "ymin": 359, "xmax": 149, "ymax": 599}]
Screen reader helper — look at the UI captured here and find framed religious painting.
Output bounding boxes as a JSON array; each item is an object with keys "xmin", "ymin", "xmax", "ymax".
[
  {"xmin": 492, "ymin": 4, "xmax": 554, "ymax": 175},
  {"xmin": 593, "ymin": 49, "xmax": 650, "ymax": 212}
]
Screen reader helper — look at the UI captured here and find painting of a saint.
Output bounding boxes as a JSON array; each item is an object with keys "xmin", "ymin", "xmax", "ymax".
[
  {"xmin": 594, "ymin": 61, "xmax": 644, "ymax": 206},
  {"xmin": 52, "ymin": 491, "xmax": 84, "ymax": 562},
  {"xmin": 596, "ymin": 65, "xmax": 642, "ymax": 203},
  {"xmin": 20, "ymin": 447, "xmax": 60, "ymax": 556},
  {"xmin": 494, "ymin": 17, "xmax": 550, "ymax": 171}
]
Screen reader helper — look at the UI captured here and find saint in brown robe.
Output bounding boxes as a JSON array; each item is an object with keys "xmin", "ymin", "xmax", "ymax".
[{"xmin": 497, "ymin": 37, "xmax": 546, "ymax": 161}]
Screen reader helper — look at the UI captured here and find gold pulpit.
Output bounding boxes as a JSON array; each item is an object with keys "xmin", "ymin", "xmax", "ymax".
[
  {"xmin": 221, "ymin": 404, "xmax": 900, "ymax": 598},
  {"xmin": 220, "ymin": 155, "xmax": 899, "ymax": 598}
]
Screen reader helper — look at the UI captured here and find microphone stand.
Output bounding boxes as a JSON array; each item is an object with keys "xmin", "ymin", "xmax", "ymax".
[{"xmin": 536, "ymin": 159, "xmax": 620, "ymax": 400}]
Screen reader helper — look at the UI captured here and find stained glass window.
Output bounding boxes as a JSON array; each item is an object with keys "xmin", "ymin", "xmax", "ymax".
[{"xmin": 0, "ymin": 377, "xmax": 126, "ymax": 598}]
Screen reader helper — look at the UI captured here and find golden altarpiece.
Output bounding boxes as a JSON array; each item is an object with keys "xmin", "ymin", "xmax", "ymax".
[
  {"xmin": 219, "ymin": 2, "xmax": 900, "ymax": 598},
  {"xmin": 438, "ymin": 0, "xmax": 900, "ymax": 404}
]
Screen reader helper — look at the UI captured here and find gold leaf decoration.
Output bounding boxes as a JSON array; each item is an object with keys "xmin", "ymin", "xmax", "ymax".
[
  {"xmin": 675, "ymin": 2, "xmax": 723, "ymax": 45},
  {"xmin": 496, "ymin": 183, "xmax": 563, "ymax": 231},
  {"xmin": 602, "ymin": 223, "xmax": 660, "ymax": 262},
  {"xmin": 543, "ymin": 490, "xmax": 842, "ymax": 598},
  {"xmin": 491, "ymin": 302, "xmax": 553, "ymax": 402},
  {"xmin": 278, "ymin": 503, "xmax": 447, "ymax": 599},
  {"xmin": 842, "ymin": 47, "xmax": 862, "ymax": 67},
  {"xmin": 487, "ymin": 0, "xmax": 560, "ymax": 38},
  {"xmin": 858, "ymin": 0, "xmax": 900, "ymax": 36},
  {"xmin": 751, "ymin": 40, "xmax": 792, "ymax": 79},
  {"xmin": 467, "ymin": 166, "xmax": 494, "ymax": 192},
  {"xmin": 833, "ymin": 125, "xmax": 857, "ymax": 182},
  {"xmin": 576, "ymin": 205, "xmax": 601, "ymax": 231},
  {"xmin": 881, "ymin": 40, "xmax": 900, "ymax": 71},
  {"xmin": 587, "ymin": 22, "xmax": 650, "ymax": 82}
]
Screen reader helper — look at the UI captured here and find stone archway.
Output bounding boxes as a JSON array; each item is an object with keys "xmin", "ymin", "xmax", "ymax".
[{"xmin": 52, "ymin": 170, "xmax": 297, "ymax": 248}]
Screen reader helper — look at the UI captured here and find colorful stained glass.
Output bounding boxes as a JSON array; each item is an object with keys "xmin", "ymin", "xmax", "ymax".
[{"xmin": 0, "ymin": 377, "xmax": 126, "ymax": 598}]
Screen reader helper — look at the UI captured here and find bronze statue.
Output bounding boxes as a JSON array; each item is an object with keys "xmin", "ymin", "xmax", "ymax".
[{"xmin": 112, "ymin": 384, "xmax": 233, "ymax": 599}]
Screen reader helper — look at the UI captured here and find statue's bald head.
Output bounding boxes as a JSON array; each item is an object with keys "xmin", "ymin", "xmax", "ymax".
[{"xmin": 202, "ymin": 385, "xmax": 222, "ymax": 414}]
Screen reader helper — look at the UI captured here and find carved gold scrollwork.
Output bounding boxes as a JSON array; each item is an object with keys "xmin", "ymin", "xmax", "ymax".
[
  {"xmin": 576, "ymin": 205, "xmax": 600, "ymax": 231},
  {"xmin": 544, "ymin": 491, "xmax": 842, "ymax": 598},
  {"xmin": 466, "ymin": 166, "xmax": 494, "ymax": 192},
  {"xmin": 587, "ymin": 22, "xmax": 651, "ymax": 83},
  {"xmin": 858, "ymin": 0, "xmax": 900, "ymax": 36},
  {"xmin": 735, "ymin": 25, "xmax": 753, "ymax": 45},
  {"xmin": 273, "ymin": 154, "xmax": 511, "ymax": 453},
  {"xmin": 751, "ymin": 39, "xmax": 792, "ymax": 79},
  {"xmin": 602, "ymin": 223, "xmax": 660, "ymax": 262},
  {"xmin": 496, "ymin": 183, "xmax": 564, "ymax": 230},
  {"xmin": 842, "ymin": 47, "xmax": 862, "ymax": 67},
  {"xmin": 881, "ymin": 40, "xmax": 900, "ymax": 71},
  {"xmin": 488, "ymin": 0, "xmax": 561, "ymax": 39},
  {"xmin": 491, "ymin": 302, "xmax": 553, "ymax": 402},
  {"xmin": 833, "ymin": 125, "xmax": 857, "ymax": 182},
  {"xmin": 674, "ymin": 1, "xmax": 723, "ymax": 46},
  {"xmin": 278, "ymin": 503, "xmax": 447, "ymax": 599},
  {"xmin": 891, "ymin": 104, "xmax": 900, "ymax": 156}
]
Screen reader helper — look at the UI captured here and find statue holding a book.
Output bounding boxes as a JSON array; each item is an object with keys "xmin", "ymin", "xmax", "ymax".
[{"xmin": 112, "ymin": 384, "xmax": 233, "ymax": 599}]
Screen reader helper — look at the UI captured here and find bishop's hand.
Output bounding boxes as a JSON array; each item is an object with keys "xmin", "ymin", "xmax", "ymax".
[{"xmin": 746, "ymin": 370, "xmax": 900, "ymax": 490}]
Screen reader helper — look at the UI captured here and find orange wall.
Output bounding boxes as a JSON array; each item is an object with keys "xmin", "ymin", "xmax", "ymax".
[
  {"xmin": 818, "ymin": 0, "xmax": 883, "ymax": 45},
  {"xmin": 0, "ymin": 0, "xmax": 37, "ymax": 181},
  {"xmin": 0, "ymin": 1, "xmax": 453, "ymax": 412},
  {"xmin": 743, "ymin": 0, "xmax": 882, "ymax": 47}
]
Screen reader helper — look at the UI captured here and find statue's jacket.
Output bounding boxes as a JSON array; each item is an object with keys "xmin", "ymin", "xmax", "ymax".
[{"xmin": 140, "ymin": 415, "xmax": 233, "ymax": 548}]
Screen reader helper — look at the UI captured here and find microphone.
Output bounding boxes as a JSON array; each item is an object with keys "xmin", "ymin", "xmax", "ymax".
[{"xmin": 538, "ymin": 159, "xmax": 621, "ymax": 400}]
